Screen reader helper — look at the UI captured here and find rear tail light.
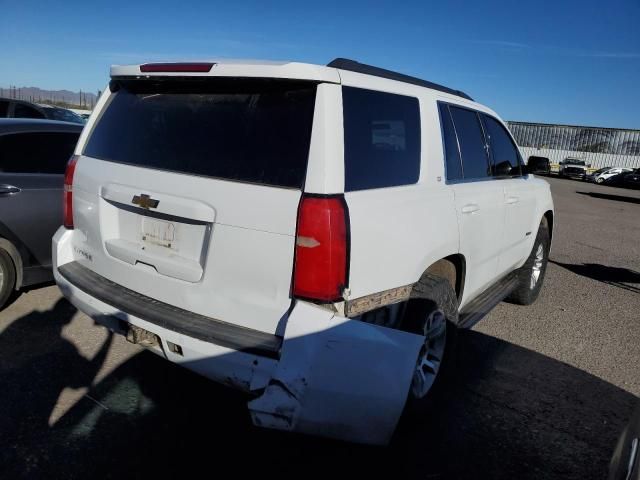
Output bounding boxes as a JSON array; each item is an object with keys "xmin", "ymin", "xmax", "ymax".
[
  {"xmin": 63, "ymin": 155, "xmax": 79, "ymax": 229},
  {"xmin": 293, "ymin": 195, "xmax": 349, "ymax": 302}
]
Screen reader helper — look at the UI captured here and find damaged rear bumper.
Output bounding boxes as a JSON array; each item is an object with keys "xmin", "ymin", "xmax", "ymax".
[
  {"xmin": 248, "ymin": 302, "xmax": 423, "ymax": 445},
  {"xmin": 54, "ymin": 228, "xmax": 423, "ymax": 445}
]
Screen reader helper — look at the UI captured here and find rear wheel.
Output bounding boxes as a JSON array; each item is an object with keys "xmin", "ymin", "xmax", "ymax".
[
  {"xmin": 507, "ymin": 219, "xmax": 550, "ymax": 305},
  {"xmin": 0, "ymin": 249, "xmax": 16, "ymax": 310},
  {"xmin": 596, "ymin": 177, "xmax": 604, "ymax": 184},
  {"xmin": 402, "ymin": 273, "xmax": 458, "ymax": 415}
]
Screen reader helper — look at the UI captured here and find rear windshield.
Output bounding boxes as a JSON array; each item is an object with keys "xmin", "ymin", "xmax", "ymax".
[{"xmin": 84, "ymin": 79, "xmax": 317, "ymax": 188}]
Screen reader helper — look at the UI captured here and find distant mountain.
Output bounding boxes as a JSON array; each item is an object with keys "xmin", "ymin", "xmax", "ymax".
[{"xmin": 0, "ymin": 86, "xmax": 99, "ymax": 109}]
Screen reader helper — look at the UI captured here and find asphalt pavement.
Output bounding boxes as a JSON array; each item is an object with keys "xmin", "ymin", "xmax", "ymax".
[{"xmin": 0, "ymin": 176, "xmax": 638, "ymax": 479}]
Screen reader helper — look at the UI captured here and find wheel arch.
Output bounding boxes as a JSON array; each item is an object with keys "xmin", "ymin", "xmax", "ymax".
[
  {"xmin": 543, "ymin": 210, "xmax": 554, "ymax": 242},
  {"xmin": 423, "ymin": 254, "xmax": 466, "ymax": 301},
  {"xmin": 0, "ymin": 237, "xmax": 22, "ymax": 289}
]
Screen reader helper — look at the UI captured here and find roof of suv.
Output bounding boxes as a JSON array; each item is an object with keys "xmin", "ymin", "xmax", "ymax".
[
  {"xmin": 0, "ymin": 118, "xmax": 84, "ymax": 134},
  {"xmin": 110, "ymin": 57, "xmax": 473, "ymax": 101}
]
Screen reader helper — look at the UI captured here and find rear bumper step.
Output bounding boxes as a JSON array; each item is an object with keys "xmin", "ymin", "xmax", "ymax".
[{"xmin": 57, "ymin": 261, "xmax": 282, "ymax": 358}]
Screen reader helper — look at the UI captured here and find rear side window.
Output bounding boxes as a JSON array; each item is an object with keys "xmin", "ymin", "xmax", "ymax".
[
  {"xmin": 448, "ymin": 106, "xmax": 490, "ymax": 180},
  {"xmin": 84, "ymin": 79, "xmax": 317, "ymax": 189},
  {"xmin": 13, "ymin": 103, "xmax": 45, "ymax": 119},
  {"xmin": 343, "ymin": 87, "xmax": 420, "ymax": 191},
  {"xmin": 0, "ymin": 101, "xmax": 9, "ymax": 117},
  {"xmin": 438, "ymin": 103, "xmax": 463, "ymax": 181},
  {"xmin": 482, "ymin": 114, "xmax": 522, "ymax": 177},
  {"xmin": 0, "ymin": 132, "xmax": 79, "ymax": 174}
]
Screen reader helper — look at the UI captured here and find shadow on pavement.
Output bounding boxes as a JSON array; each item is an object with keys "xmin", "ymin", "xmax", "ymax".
[
  {"xmin": 551, "ymin": 260, "xmax": 640, "ymax": 294},
  {"xmin": 0, "ymin": 301, "xmax": 637, "ymax": 480},
  {"xmin": 0, "ymin": 299, "xmax": 114, "ymax": 477},
  {"xmin": 576, "ymin": 191, "xmax": 640, "ymax": 205}
]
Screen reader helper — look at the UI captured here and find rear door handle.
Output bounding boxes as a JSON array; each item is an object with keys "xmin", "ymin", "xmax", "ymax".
[
  {"xmin": 461, "ymin": 204, "xmax": 480, "ymax": 214},
  {"xmin": 0, "ymin": 185, "xmax": 21, "ymax": 195},
  {"xmin": 506, "ymin": 196, "xmax": 519, "ymax": 205}
]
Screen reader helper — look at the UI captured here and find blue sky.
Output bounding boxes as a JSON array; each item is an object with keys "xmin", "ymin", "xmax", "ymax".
[{"xmin": 1, "ymin": 0, "xmax": 639, "ymax": 128}]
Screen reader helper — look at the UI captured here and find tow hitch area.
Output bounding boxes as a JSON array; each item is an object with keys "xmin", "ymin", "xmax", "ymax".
[
  {"xmin": 124, "ymin": 323, "xmax": 160, "ymax": 348},
  {"xmin": 248, "ymin": 302, "xmax": 423, "ymax": 445}
]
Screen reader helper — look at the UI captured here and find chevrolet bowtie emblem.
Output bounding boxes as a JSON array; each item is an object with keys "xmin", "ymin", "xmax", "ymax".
[{"xmin": 132, "ymin": 194, "xmax": 159, "ymax": 209}]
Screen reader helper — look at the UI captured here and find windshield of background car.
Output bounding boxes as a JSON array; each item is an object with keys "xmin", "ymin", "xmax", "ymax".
[
  {"xmin": 47, "ymin": 108, "xmax": 85, "ymax": 124},
  {"xmin": 83, "ymin": 78, "xmax": 317, "ymax": 189}
]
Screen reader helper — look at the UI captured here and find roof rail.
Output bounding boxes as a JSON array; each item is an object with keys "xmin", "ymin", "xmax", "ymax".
[{"xmin": 327, "ymin": 58, "xmax": 473, "ymax": 101}]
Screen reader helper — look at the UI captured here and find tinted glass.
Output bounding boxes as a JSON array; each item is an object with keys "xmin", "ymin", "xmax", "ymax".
[
  {"xmin": 343, "ymin": 87, "xmax": 420, "ymax": 191},
  {"xmin": 46, "ymin": 108, "xmax": 85, "ymax": 124},
  {"xmin": 14, "ymin": 103, "xmax": 45, "ymax": 119},
  {"xmin": 0, "ymin": 132, "xmax": 79, "ymax": 174},
  {"xmin": 449, "ymin": 106, "xmax": 489, "ymax": 179},
  {"xmin": 0, "ymin": 101, "xmax": 9, "ymax": 117},
  {"xmin": 483, "ymin": 115, "xmax": 522, "ymax": 177},
  {"xmin": 438, "ymin": 103, "xmax": 463, "ymax": 181},
  {"xmin": 84, "ymin": 79, "xmax": 317, "ymax": 189}
]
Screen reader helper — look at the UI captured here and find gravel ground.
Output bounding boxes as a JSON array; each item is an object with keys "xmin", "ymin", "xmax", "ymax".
[{"xmin": 0, "ymin": 176, "xmax": 638, "ymax": 479}]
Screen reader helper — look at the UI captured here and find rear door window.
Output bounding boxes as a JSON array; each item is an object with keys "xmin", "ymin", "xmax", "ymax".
[
  {"xmin": 482, "ymin": 114, "xmax": 522, "ymax": 177},
  {"xmin": 0, "ymin": 132, "xmax": 79, "ymax": 174},
  {"xmin": 0, "ymin": 101, "xmax": 9, "ymax": 117},
  {"xmin": 438, "ymin": 103, "xmax": 463, "ymax": 181},
  {"xmin": 343, "ymin": 87, "xmax": 421, "ymax": 191},
  {"xmin": 448, "ymin": 106, "xmax": 490, "ymax": 180},
  {"xmin": 84, "ymin": 79, "xmax": 317, "ymax": 189}
]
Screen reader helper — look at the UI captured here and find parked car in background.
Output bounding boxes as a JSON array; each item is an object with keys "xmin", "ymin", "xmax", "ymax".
[
  {"xmin": 39, "ymin": 105, "xmax": 86, "ymax": 124},
  {"xmin": 592, "ymin": 167, "xmax": 634, "ymax": 184},
  {"xmin": 69, "ymin": 108, "xmax": 92, "ymax": 120},
  {"xmin": 527, "ymin": 156, "xmax": 550, "ymax": 175},
  {"xmin": 600, "ymin": 168, "xmax": 640, "ymax": 188},
  {"xmin": 0, "ymin": 97, "xmax": 85, "ymax": 124},
  {"xmin": 609, "ymin": 402, "xmax": 639, "ymax": 480},
  {"xmin": 0, "ymin": 119, "xmax": 83, "ymax": 309},
  {"xmin": 621, "ymin": 168, "xmax": 640, "ymax": 189},
  {"xmin": 558, "ymin": 158, "xmax": 589, "ymax": 180},
  {"xmin": 586, "ymin": 166, "xmax": 612, "ymax": 183},
  {"xmin": 53, "ymin": 58, "xmax": 554, "ymax": 445}
]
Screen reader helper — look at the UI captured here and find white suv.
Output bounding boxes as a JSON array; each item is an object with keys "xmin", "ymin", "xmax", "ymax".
[{"xmin": 53, "ymin": 58, "xmax": 554, "ymax": 445}]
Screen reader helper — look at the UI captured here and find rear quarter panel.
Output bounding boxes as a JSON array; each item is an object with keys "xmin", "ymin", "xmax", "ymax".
[{"xmin": 338, "ymin": 73, "xmax": 460, "ymax": 300}]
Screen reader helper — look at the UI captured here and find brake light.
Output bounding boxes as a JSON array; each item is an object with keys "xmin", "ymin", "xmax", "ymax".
[
  {"xmin": 63, "ymin": 155, "xmax": 79, "ymax": 229},
  {"xmin": 139, "ymin": 63, "xmax": 214, "ymax": 73},
  {"xmin": 293, "ymin": 195, "xmax": 349, "ymax": 302}
]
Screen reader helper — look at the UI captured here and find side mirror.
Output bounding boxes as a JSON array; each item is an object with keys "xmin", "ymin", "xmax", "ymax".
[{"xmin": 494, "ymin": 161, "xmax": 512, "ymax": 176}]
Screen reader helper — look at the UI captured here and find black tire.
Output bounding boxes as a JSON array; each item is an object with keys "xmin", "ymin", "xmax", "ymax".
[
  {"xmin": 0, "ymin": 249, "xmax": 16, "ymax": 311},
  {"xmin": 507, "ymin": 218, "xmax": 550, "ymax": 305},
  {"xmin": 401, "ymin": 273, "xmax": 459, "ymax": 417}
]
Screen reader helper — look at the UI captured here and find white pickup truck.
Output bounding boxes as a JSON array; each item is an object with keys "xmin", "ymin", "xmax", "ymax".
[{"xmin": 53, "ymin": 58, "xmax": 554, "ymax": 445}]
